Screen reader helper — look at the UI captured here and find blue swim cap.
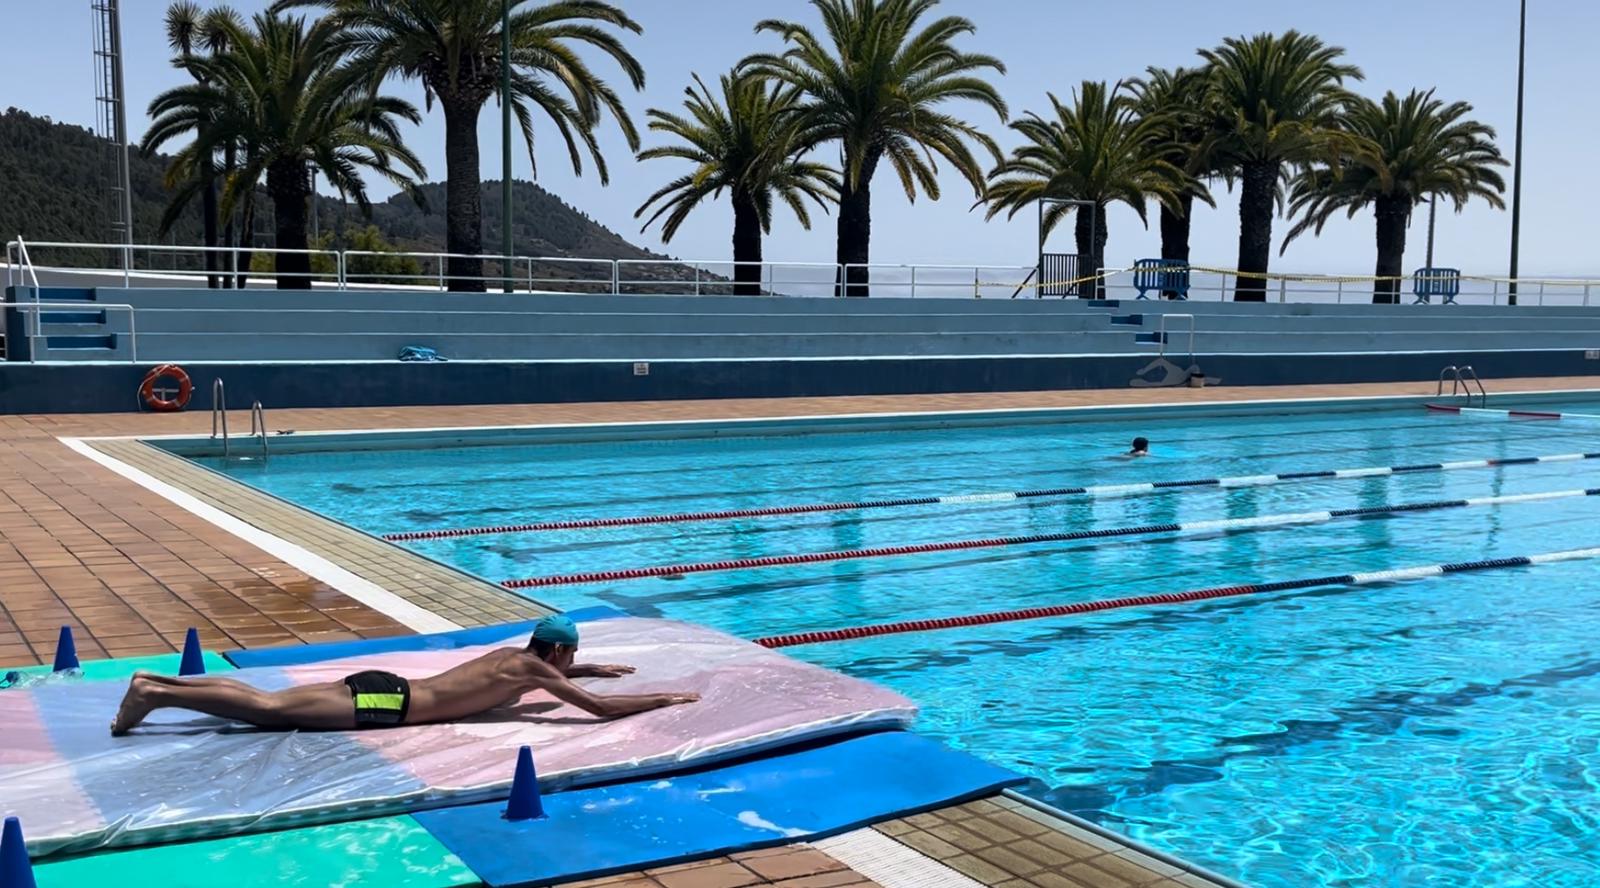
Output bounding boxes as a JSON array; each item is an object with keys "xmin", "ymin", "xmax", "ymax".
[{"xmin": 531, "ymin": 615, "xmax": 580, "ymax": 647}]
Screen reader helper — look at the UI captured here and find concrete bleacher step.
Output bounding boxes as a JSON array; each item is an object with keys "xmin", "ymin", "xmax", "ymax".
[
  {"xmin": 1109, "ymin": 314, "xmax": 1144, "ymax": 326},
  {"xmin": 43, "ymin": 334, "xmax": 117, "ymax": 351},
  {"xmin": 1087, "ymin": 299, "xmax": 1121, "ymax": 308},
  {"xmin": 1134, "ymin": 332, "xmax": 1167, "ymax": 345},
  {"xmin": 38, "ymin": 309, "xmax": 107, "ymax": 325}
]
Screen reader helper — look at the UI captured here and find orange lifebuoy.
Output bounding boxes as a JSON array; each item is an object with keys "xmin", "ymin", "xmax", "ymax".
[{"xmin": 140, "ymin": 364, "xmax": 193, "ymax": 412}]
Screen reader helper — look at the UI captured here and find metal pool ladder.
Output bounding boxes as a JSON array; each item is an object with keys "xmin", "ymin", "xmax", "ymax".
[
  {"xmin": 1437, "ymin": 365, "xmax": 1487, "ymax": 407},
  {"xmin": 209, "ymin": 378, "xmax": 269, "ymax": 461}
]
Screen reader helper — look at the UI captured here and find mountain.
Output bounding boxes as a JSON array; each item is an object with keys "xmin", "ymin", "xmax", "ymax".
[{"xmin": 0, "ymin": 106, "xmax": 689, "ymax": 280}]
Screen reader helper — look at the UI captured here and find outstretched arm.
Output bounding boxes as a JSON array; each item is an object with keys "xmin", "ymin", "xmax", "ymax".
[
  {"xmin": 565, "ymin": 663, "xmax": 635, "ymax": 679},
  {"xmin": 518, "ymin": 659, "xmax": 696, "ymax": 719}
]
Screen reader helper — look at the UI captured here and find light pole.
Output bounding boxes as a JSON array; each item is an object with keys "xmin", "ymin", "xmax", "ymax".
[
  {"xmin": 1507, "ymin": 0, "xmax": 1526, "ymax": 304},
  {"xmin": 501, "ymin": 0, "xmax": 514, "ymax": 293}
]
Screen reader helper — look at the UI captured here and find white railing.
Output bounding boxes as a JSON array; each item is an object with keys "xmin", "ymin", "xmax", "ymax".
[
  {"xmin": 5, "ymin": 238, "xmax": 1599, "ymax": 308},
  {"xmin": 8, "ymin": 301, "xmax": 139, "ymax": 362}
]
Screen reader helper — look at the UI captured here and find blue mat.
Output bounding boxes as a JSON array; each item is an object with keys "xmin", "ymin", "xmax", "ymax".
[
  {"xmin": 412, "ymin": 731, "xmax": 1024, "ymax": 887},
  {"xmin": 225, "ymin": 606, "xmax": 625, "ymax": 668}
]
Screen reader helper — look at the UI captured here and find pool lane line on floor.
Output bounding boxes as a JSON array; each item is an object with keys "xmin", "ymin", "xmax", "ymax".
[
  {"xmin": 752, "ymin": 543, "xmax": 1600, "ymax": 648},
  {"xmin": 388, "ymin": 449, "xmax": 1600, "ymax": 542},
  {"xmin": 499, "ymin": 486, "xmax": 1600, "ymax": 589}
]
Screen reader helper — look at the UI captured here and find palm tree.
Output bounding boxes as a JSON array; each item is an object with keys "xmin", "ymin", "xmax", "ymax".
[
  {"xmin": 1128, "ymin": 66, "xmax": 1221, "ymax": 287},
  {"xmin": 984, "ymin": 81, "xmax": 1188, "ymax": 298},
  {"xmin": 143, "ymin": 13, "xmax": 427, "ymax": 288},
  {"xmin": 1197, "ymin": 31, "xmax": 1363, "ymax": 301},
  {"xmin": 636, "ymin": 71, "xmax": 840, "ymax": 296},
  {"xmin": 742, "ymin": 0, "xmax": 1007, "ymax": 296},
  {"xmin": 279, "ymin": 0, "xmax": 644, "ymax": 291},
  {"xmin": 157, "ymin": 1, "xmax": 246, "ymax": 286},
  {"xmin": 1283, "ymin": 89, "xmax": 1507, "ymax": 303}
]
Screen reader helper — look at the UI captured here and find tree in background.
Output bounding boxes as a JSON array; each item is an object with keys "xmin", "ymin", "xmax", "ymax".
[
  {"xmin": 156, "ymin": 1, "xmax": 246, "ymax": 286},
  {"xmin": 252, "ymin": 224, "xmax": 424, "ymax": 284},
  {"xmin": 743, "ymin": 0, "xmax": 1006, "ymax": 296},
  {"xmin": 144, "ymin": 12, "xmax": 427, "ymax": 288},
  {"xmin": 984, "ymin": 81, "xmax": 1187, "ymax": 298},
  {"xmin": 1196, "ymin": 31, "xmax": 1362, "ymax": 301},
  {"xmin": 280, "ymin": 0, "xmax": 644, "ymax": 291},
  {"xmin": 1283, "ymin": 89, "xmax": 1506, "ymax": 303},
  {"xmin": 1128, "ymin": 66, "xmax": 1221, "ymax": 289},
  {"xmin": 635, "ymin": 71, "xmax": 839, "ymax": 296}
]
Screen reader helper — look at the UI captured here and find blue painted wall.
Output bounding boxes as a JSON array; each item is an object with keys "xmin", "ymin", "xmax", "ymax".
[{"xmin": 1, "ymin": 350, "xmax": 1594, "ymax": 414}]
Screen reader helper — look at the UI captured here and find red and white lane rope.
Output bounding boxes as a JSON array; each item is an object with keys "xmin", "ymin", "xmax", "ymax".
[
  {"xmin": 384, "ymin": 448, "xmax": 1600, "ymax": 542},
  {"xmin": 499, "ymin": 486, "xmax": 1600, "ymax": 590},
  {"xmin": 754, "ymin": 544, "xmax": 1600, "ymax": 648},
  {"xmin": 1424, "ymin": 404, "xmax": 1592, "ymax": 420}
]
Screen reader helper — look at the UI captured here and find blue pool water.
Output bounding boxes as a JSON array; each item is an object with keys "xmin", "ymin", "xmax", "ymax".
[{"xmin": 198, "ymin": 402, "xmax": 1600, "ymax": 887}]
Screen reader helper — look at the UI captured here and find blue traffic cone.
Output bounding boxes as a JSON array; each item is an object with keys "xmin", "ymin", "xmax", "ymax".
[
  {"xmin": 52, "ymin": 625, "xmax": 79, "ymax": 673},
  {"xmin": 2, "ymin": 816, "xmax": 38, "ymax": 888},
  {"xmin": 178, "ymin": 627, "xmax": 205, "ymax": 676},
  {"xmin": 504, "ymin": 745, "xmax": 545, "ymax": 821}
]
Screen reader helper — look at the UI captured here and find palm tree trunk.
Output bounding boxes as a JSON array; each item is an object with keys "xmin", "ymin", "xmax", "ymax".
[
  {"xmin": 221, "ymin": 142, "xmax": 237, "ymax": 288},
  {"xmin": 732, "ymin": 191, "xmax": 763, "ymax": 297},
  {"xmin": 1158, "ymin": 195, "xmax": 1192, "ymax": 299},
  {"xmin": 234, "ymin": 199, "xmax": 254, "ymax": 290},
  {"xmin": 266, "ymin": 159, "xmax": 312, "ymax": 290},
  {"xmin": 202, "ymin": 171, "xmax": 220, "ymax": 289},
  {"xmin": 1373, "ymin": 197, "xmax": 1408, "ymax": 304},
  {"xmin": 836, "ymin": 152, "xmax": 879, "ymax": 297},
  {"xmin": 1234, "ymin": 160, "xmax": 1279, "ymax": 302},
  {"xmin": 442, "ymin": 97, "xmax": 486, "ymax": 292},
  {"xmin": 1073, "ymin": 203, "xmax": 1108, "ymax": 298}
]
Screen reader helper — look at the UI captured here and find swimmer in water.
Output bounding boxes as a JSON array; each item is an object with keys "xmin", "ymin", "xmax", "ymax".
[{"xmin": 1126, "ymin": 437, "xmax": 1150, "ymax": 457}]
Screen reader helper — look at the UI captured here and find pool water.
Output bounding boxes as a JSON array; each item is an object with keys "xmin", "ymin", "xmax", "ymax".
[{"xmin": 200, "ymin": 402, "xmax": 1600, "ymax": 887}]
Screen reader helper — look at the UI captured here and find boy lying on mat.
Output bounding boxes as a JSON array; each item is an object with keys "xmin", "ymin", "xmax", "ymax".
[{"xmin": 110, "ymin": 616, "xmax": 698, "ymax": 735}]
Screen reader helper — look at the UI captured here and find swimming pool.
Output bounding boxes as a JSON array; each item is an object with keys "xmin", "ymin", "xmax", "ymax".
[{"xmin": 192, "ymin": 396, "xmax": 1600, "ymax": 887}]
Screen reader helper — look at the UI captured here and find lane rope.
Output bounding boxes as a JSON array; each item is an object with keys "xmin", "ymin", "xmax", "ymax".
[
  {"xmin": 753, "ymin": 543, "xmax": 1600, "ymax": 648},
  {"xmin": 499, "ymin": 486, "xmax": 1600, "ymax": 590},
  {"xmin": 385, "ymin": 448, "xmax": 1600, "ymax": 542},
  {"xmin": 1425, "ymin": 404, "xmax": 1592, "ymax": 421}
]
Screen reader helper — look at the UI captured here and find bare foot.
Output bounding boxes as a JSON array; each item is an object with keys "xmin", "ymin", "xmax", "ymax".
[{"xmin": 110, "ymin": 675, "xmax": 156, "ymax": 736}]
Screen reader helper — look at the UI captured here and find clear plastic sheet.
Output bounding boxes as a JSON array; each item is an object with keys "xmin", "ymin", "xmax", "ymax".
[{"xmin": 0, "ymin": 617, "xmax": 915, "ymax": 857}]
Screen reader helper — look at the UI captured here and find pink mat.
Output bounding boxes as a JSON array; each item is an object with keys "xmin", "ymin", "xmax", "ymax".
[{"xmin": 1, "ymin": 617, "xmax": 916, "ymax": 856}]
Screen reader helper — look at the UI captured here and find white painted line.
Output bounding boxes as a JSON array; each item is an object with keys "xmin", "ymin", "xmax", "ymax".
[
  {"xmin": 60, "ymin": 437, "xmax": 461, "ymax": 634},
  {"xmin": 813, "ymin": 828, "xmax": 986, "ymax": 888}
]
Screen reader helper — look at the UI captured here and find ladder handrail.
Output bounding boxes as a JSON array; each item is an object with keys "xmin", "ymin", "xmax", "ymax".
[
  {"xmin": 1158, "ymin": 313, "xmax": 1197, "ymax": 365},
  {"xmin": 1458, "ymin": 365, "xmax": 1488, "ymax": 407},
  {"xmin": 249, "ymin": 400, "xmax": 268, "ymax": 461},
  {"xmin": 210, "ymin": 378, "xmax": 228, "ymax": 457}
]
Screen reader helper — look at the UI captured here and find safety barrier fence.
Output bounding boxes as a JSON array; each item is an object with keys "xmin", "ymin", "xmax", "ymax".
[
  {"xmin": 497, "ymin": 486, "xmax": 1600, "ymax": 589},
  {"xmin": 753, "ymin": 543, "xmax": 1600, "ymax": 648},
  {"xmin": 9, "ymin": 238, "xmax": 1600, "ymax": 306},
  {"xmin": 384, "ymin": 448, "xmax": 1600, "ymax": 541}
]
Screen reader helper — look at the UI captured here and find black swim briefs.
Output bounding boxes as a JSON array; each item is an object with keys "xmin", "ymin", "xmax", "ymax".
[{"xmin": 343, "ymin": 670, "xmax": 411, "ymax": 728}]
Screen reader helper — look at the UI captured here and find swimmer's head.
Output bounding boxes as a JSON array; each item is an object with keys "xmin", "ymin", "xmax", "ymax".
[
  {"xmin": 1130, "ymin": 437, "xmax": 1149, "ymax": 454},
  {"xmin": 527, "ymin": 615, "xmax": 580, "ymax": 669}
]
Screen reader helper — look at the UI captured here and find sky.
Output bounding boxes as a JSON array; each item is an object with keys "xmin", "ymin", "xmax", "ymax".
[{"xmin": 4, "ymin": 0, "xmax": 1597, "ymax": 275}]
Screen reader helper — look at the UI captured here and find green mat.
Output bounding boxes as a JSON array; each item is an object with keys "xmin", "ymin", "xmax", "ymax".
[
  {"xmin": 35, "ymin": 816, "xmax": 479, "ymax": 888},
  {"xmin": 2, "ymin": 651, "xmax": 235, "ymax": 684}
]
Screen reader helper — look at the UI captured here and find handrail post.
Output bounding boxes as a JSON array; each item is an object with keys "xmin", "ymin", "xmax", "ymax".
[
  {"xmin": 611, "ymin": 261, "xmax": 620, "ymax": 295},
  {"xmin": 974, "ymin": 266, "xmax": 980, "ymax": 299},
  {"xmin": 336, "ymin": 251, "xmax": 347, "ymax": 290},
  {"xmin": 437, "ymin": 256, "xmax": 445, "ymax": 291},
  {"xmin": 526, "ymin": 257, "xmax": 534, "ymax": 292},
  {"xmin": 909, "ymin": 265, "xmax": 917, "ymax": 299},
  {"xmin": 1277, "ymin": 277, "xmax": 1287, "ymax": 303},
  {"xmin": 694, "ymin": 265, "xmax": 701, "ymax": 297}
]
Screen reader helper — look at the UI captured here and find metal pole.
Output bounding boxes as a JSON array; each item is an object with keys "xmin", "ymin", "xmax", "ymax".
[
  {"xmin": 1508, "ymin": 0, "xmax": 1526, "ymax": 305},
  {"xmin": 108, "ymin": 0, "xmax": 133, "ymax": 261},
  {"xmin": 501, "ymin": 0, "xmax": 514, "ymax": 294},
  {"xmin": 1425, "ymin": 193, "xmax": 1437, "ymax": 268}
]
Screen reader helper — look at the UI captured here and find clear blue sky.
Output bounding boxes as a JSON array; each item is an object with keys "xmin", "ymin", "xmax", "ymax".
[{"xmin": 5, "ymin": 0, "xmax": 1596, "ymax": 274}]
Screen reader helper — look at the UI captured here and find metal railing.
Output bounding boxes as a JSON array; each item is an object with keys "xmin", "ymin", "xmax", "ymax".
[
  {"xmin": 1437, "ymin": 365, "xmax": 1488, "ymax": 407},
  {"xmin": 7, "ymin": 301, "xmax": 138, "ymax": 361},
  {"xmin": 6, "ymin": 238, "xmax": 1600, "ymax": 307}
]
